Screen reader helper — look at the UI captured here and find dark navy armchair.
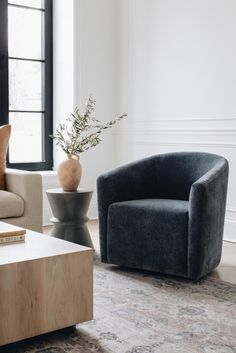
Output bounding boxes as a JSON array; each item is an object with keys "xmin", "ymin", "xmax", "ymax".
[{"xmin": 97, "ymin": 152, "xmax": 229, "ymax": 280}]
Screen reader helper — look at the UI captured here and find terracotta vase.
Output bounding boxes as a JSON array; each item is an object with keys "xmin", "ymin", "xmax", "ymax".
[{"xmin": 57, "ymin": 154, "xmax": 82, "ymax": 192}]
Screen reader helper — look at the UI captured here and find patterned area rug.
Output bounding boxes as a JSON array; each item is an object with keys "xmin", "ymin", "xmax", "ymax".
[{"xmin": 2, "ymin": 252, "xmax": 236, "ymax": 353}]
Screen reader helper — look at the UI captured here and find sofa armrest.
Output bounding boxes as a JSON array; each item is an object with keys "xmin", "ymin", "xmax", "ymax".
[
  {"xmin": 5, "ymin": 169, "xmax": 43, "ymax": 232},
  {"xmin": 188, "ymin": 160, "xmax": 229, "ymax": 279}
]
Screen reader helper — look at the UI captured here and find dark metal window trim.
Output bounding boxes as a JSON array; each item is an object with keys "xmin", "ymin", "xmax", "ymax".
[
  {"xmin": 9, "ymin": 57, "xmax": 46, "ymax": 63},
  {"xmin": 0, "ymin": 0, "xmax": 53, "ymax": 171},
  {"xmin": 0, "ymin": 0, "xmax": 9, "ymax": 127},
  {"xmin": 8, "ymin": 3, "xmax": 46, "ymax": 11}
]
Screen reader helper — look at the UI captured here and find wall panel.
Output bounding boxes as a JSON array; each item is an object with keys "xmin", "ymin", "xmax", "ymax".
[{"xmin": 116, "ymin": 0, "xmax": 236, "ymax": 241}]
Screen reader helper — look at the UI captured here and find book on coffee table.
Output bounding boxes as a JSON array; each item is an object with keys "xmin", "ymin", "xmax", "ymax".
[
  {"xmin": 0, "ymin": 234, "xmax": 25, "ymax": 244},
  {"xmin": 0, "ymin": 222, "xmax": 26, "ymax": 244}
]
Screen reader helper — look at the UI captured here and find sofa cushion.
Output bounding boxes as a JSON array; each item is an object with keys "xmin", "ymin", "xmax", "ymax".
[
  {"xmin": 0, "ymin": 125, "xmax": 11, "ymax": 190},
  {"xmin": 107, "ymin": 199, "xmax": 189, "ymax": 277},
  {"xmin": 0, "ymin": 190, "xmax": 24, "ymax": 218}
]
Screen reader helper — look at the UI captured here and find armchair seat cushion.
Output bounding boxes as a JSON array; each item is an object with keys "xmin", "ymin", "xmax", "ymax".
[
  {"xmin": 0, "ymin": 190, "xmax": 24, "ymax": 218},
  {"xmin": 107, "ymin": 199, "xmax": 189, "ymax": 277}
]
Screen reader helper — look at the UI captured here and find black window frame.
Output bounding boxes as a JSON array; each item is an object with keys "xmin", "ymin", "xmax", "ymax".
[{"xmin": 0, "ymin": 0, "xmax": 53, "ymax": 171}]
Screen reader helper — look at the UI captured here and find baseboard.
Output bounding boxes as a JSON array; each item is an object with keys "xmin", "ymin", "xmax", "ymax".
[
  {"xmin": 224, "ymin": 219, "xmax": 236, "ymax": 243},
  {"xmin": 87, "ymin": 202, "xmax": 98, "ymax": 220}
]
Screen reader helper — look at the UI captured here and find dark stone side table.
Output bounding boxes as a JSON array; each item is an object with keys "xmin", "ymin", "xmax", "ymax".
[{"xmin": 46, "ymin": 188, "xmax": 94, "ymax": 248}]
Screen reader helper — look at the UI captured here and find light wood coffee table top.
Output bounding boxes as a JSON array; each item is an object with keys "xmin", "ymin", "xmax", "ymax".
[{"xmin": 0, "ymin": 229, "xmax": 90, "ymax": 265}]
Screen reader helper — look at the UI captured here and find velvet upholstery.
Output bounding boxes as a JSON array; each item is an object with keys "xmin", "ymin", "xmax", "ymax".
[
  {"xmin": 97, "ymin": 152, "xmax": 229, "ymax": 280},
  {"xmin": 108, "ymin": 199, "xmax": 189, "ymax": 277}
]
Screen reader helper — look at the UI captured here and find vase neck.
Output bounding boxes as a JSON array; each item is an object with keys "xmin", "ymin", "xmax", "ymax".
[{"xmin": 67, "ymin": 154, "xmax": 79, "ymax": 160}]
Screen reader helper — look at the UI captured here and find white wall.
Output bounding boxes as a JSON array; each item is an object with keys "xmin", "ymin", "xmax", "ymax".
[
  {"xmin": 53, "ymin": 0, "xmax": 74, "ymax": 166},
  {"xmin": 115, "ymin": 0, "xmax": 236, "ymax": 241},
  {"xmin": 42, "ymin": 0, "xmax": 75, "ymax": 225},
  {"xmin": 73, "ymin": 0, "xmax": 123, "ymax": 218},
  {"xmin": 52, "ymin": 0, "xmax": 236, "ymax": 241},
  {"xmin": 51, "ymin": 0, "xmax": 122, "ymax": 221}
]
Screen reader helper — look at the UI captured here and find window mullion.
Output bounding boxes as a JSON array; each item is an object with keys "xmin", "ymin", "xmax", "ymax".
[
  {"xmin": 44, "ymin": 0, "xmax": 53, "ymax": 169},
  {"xmin": 8, "ymin": 3, "xmax": 45, "ymax": 12},
  {"xmin": 9, "ymin": 57, "xmax": 45, "ymax": 63}
]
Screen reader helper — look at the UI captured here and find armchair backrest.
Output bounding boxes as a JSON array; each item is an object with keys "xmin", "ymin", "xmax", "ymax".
[{"xmin": 150, "ymin": 152, "xmax": 225, "ymax": 201}]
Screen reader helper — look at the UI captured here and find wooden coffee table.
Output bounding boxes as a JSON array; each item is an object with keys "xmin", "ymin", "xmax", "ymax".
[{"xmin": 0, "ymin": 225, "xmax": 93, "ymax": 346}]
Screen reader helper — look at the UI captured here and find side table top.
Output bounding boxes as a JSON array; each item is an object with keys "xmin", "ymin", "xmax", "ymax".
[{"xmin": 46, "ymin": 188, "xmax": 93, "ymax": 195}]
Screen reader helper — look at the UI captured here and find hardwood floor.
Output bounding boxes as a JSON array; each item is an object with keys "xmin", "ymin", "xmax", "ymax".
[
  {"xmin": 44, "ymin": 220, "xmax": 236, "ymax": 285},
  {"xmin": 211, "ymin": 240, "xmax": 236, "ymax": 284}
]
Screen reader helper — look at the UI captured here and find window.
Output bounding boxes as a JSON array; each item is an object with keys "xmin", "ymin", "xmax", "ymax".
[{"xmin": 0, "ymin": 0, "xmax": 53, "ymax": 170}]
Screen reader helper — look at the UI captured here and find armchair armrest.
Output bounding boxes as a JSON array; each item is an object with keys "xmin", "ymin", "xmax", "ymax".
[
  {"xmin": 5, "ymin": 169, "xmax": 43, "ymax": 232},
  {"xmin": 188, "ymin": 160, "xmax": 229, "ymax": 279},
  {"xmin": 97, "ymin": 156, "xmax": 160, "ymax": 262}
]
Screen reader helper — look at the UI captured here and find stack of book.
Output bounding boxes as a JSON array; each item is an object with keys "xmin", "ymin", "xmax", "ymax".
[{"xmin": 0, "ymin": 223, "xmax": 26, "ymax": 245}]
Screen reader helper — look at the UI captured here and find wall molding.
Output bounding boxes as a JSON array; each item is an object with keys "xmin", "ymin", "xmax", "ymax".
[
  {"xmin": 129, "ymin": 116, "xmax": 236, "ymax": 122},
  {"xmin": 132, "ymin": 140, "xmax": 236, "ymax": 148},
  {"xmin": 224, "ymin": 219, "xmax": 236, "ymax": 243},
  {"xmin": 119, "ymin": 117, "xmax": 236, "ymax": 135},
  {"xmin": 226, "ymin": 208, "xmax": 236, "ymax": 220},
  {"xmin": 118, "ymin": 128, "xmax": 236, "ymax": 135}
]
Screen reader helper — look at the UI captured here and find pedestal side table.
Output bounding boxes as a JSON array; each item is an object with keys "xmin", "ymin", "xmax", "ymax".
[{"xmin": 46, "ymin": 188, "xmax": 94, "ymax": 248}]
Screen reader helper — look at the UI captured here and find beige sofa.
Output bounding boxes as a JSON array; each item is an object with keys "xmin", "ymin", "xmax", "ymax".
[{"xmin": 0, "ymin": 169, "xmax": 42, "ymax": 233}]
